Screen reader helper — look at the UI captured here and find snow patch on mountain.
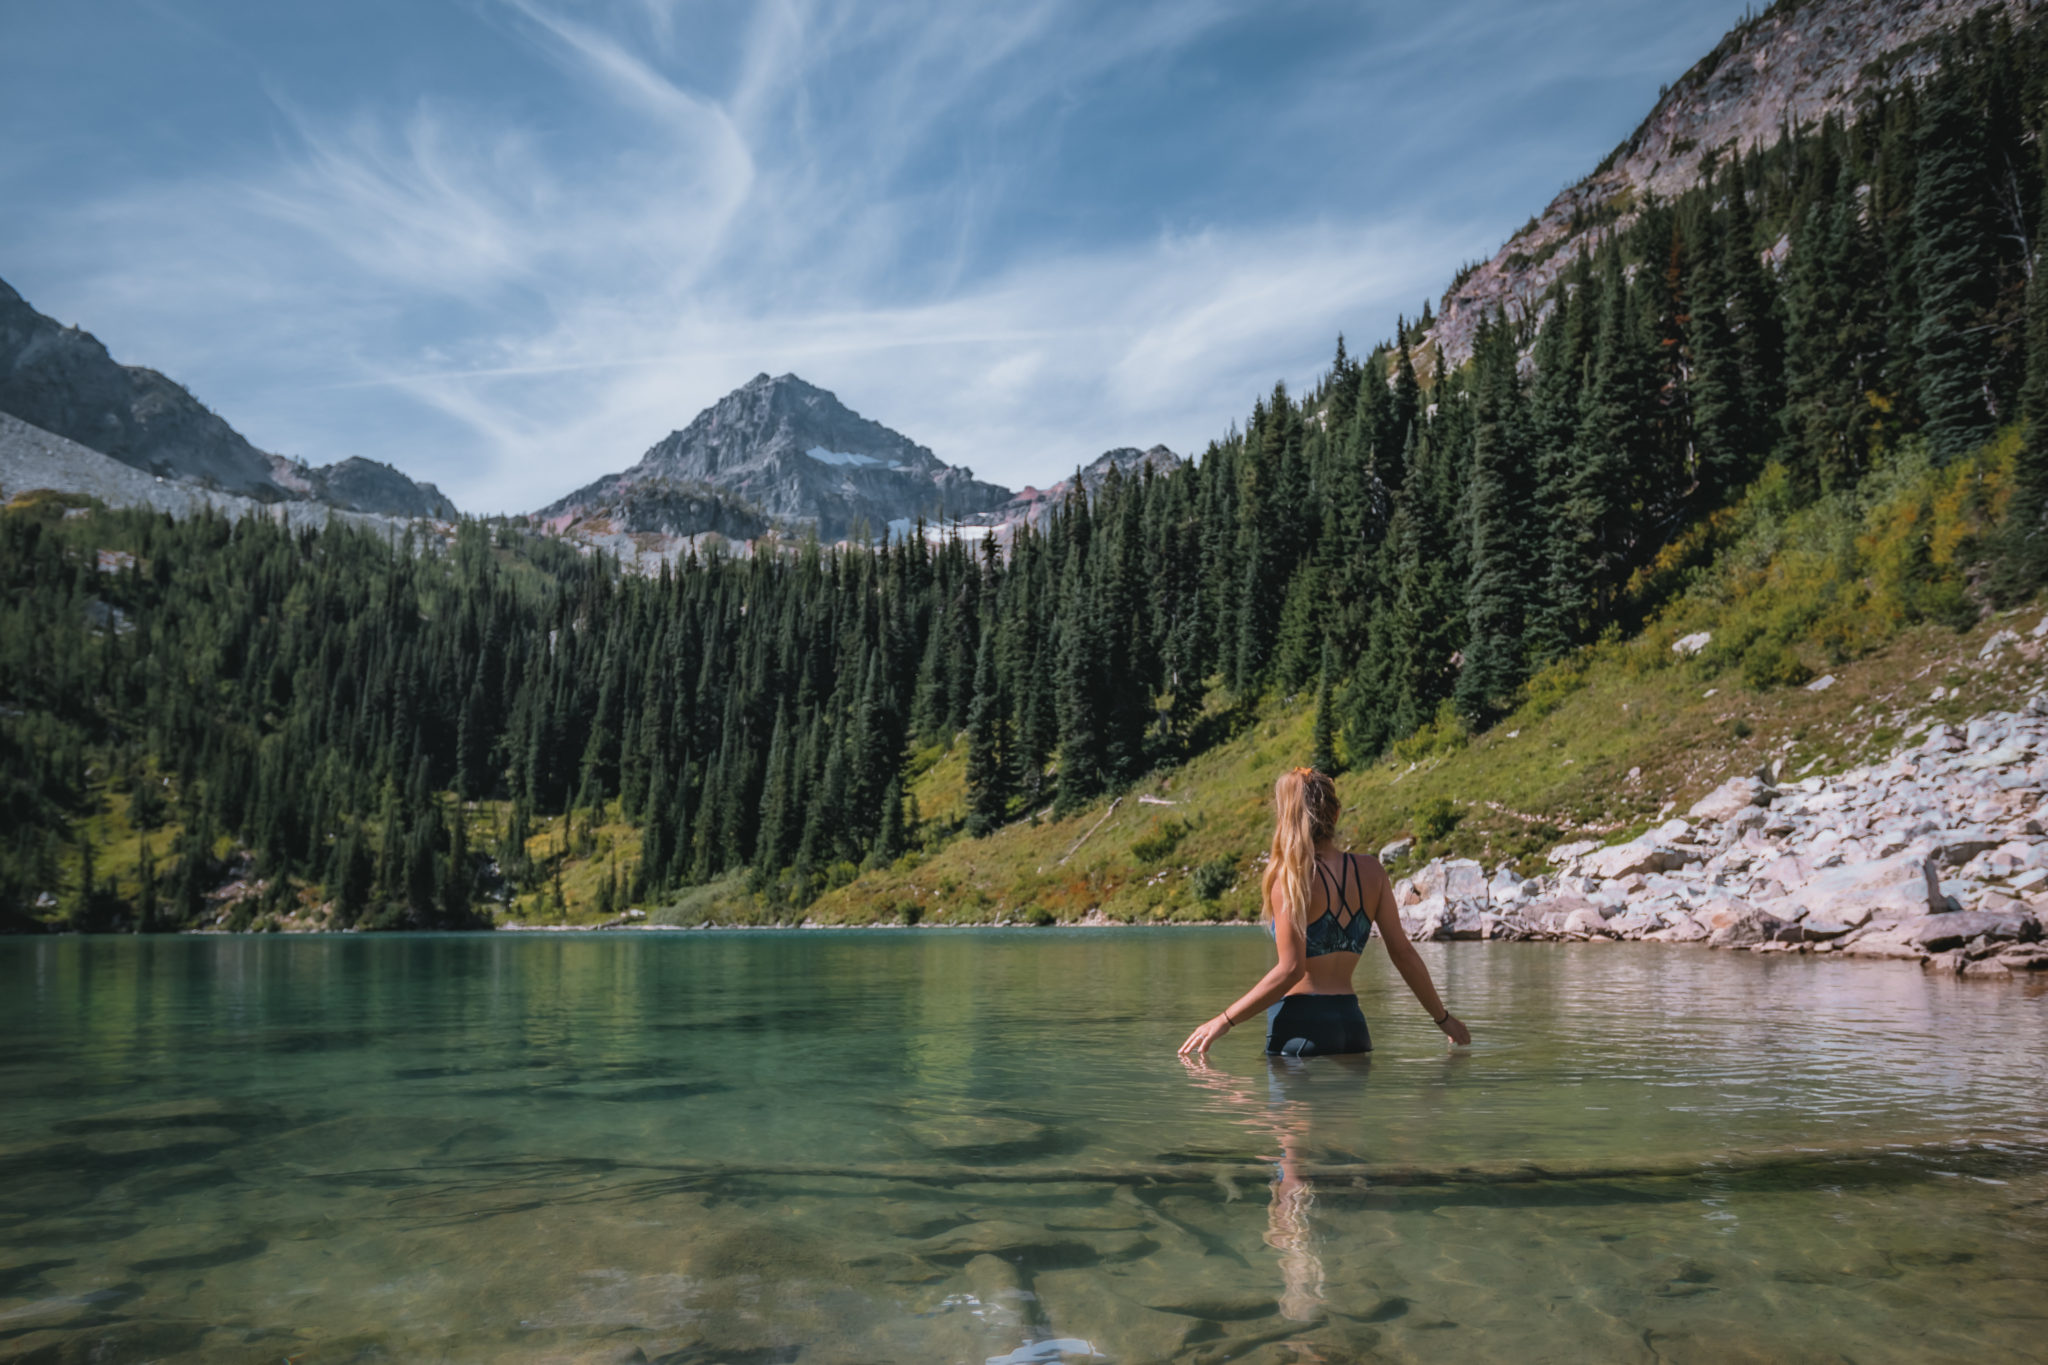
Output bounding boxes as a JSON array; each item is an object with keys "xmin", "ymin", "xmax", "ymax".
[{"xmin": 805, "ymin": 446, "xmax": 904, "ymax": 470}]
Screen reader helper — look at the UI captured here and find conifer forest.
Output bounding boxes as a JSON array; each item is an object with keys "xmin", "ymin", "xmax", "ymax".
[{"xmin": 6, "ymin": 13, "xmax": 2048, "ymax": 931}]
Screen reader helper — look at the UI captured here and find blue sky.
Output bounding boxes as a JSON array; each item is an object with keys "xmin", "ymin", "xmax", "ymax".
[{"xmin": 1, "ymin": 0, "xmax": 1754, "ymax": 512}]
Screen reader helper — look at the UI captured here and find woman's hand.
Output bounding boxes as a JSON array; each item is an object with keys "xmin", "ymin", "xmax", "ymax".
[
  {"xmin": 1437, "ymin": 1014, "xmax": 1471, "ymax": 1046},
  {"xmin": 1179, "ymin": 1013, "xmax": 1236, "ymax": 1056}
]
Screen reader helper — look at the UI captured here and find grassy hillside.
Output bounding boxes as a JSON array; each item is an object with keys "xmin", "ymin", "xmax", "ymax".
[
  {"xmin": 632, "ymin": 432, "xmax": 2040, "ymax": 929},
  {"xmin": 40, "ymin": 430, "xmax": 2040, "ymax": 932}
]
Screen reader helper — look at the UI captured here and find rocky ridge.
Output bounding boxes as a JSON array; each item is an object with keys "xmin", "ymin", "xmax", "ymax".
[
  {"xmin": 1390, "ymin": 625, "xmax": 2048, "ymax": 979},
  {"xmin": 0, "ymin": 275, "xmax": 455, "ymax": 519},
  {"xmin": 538, "ymin": 372, "xmax": 1011, "ymax": 544},
  {"xmin": 266, "ymin": 454, "xmax": 457, "ymax": 520},
  {"xmin": 959, "ymin": 444, "xmax": 1184, "ymax": 538},
  {"xmin": 0, "ymin": 410, "xmax": 433, "ymax": 542},
  {"xmin": 1428, "ymin": 0, "xmax": 2017, "ymax": 365}
]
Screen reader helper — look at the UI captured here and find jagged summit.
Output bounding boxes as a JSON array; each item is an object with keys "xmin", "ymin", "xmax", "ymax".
[{"xmin": 537, "ymin": 372, "xmax": 1011, "ymax": 542}]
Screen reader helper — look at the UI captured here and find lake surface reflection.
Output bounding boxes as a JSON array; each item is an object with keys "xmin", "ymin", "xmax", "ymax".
[{"xmin": 2, "ymin": 930, "xmax": 2045, "ymax": 1363}]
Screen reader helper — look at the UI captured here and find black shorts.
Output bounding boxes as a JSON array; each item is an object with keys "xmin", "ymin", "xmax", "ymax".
[{"xmin": 1266, "ymin": 994, "xmax": 1372, "ymax": 1056}]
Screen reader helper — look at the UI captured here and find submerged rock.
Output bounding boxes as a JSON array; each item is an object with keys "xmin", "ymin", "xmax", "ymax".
[
  {"xmin": 1032, "ymin": 1269, "xmax": 1206, "ymax": 1363},
  {"xmin": 913, "ymin": 1220, "xmax": 1101, "ymax": 1268}
]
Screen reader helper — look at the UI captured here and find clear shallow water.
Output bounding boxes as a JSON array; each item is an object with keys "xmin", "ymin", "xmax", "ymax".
[{"xmin": 2, "ymin": 931, "xmax": 2045, "ymax": 1365}]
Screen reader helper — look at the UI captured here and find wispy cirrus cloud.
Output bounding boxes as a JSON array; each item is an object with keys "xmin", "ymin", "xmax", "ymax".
[{"xmin": 0, "ymin": 0, "xmax": 1756, "ymax": 512}]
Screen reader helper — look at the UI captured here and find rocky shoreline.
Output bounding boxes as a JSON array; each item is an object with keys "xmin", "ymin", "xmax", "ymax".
[{"xmin": 1387, "ymin": 692, "xmax": 2048, "ymax": 980}]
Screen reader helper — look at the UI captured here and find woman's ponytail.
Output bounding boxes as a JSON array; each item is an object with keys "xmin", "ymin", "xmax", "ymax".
[{"xmin": 1263, "ymin": 767, "xmax": 1339, "ymax": 931}]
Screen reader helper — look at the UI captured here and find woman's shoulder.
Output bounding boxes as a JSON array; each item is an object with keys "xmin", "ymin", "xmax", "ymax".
[
  {"xmin": 1344, "ymin": 849, "xmax": 1389, "ymax": 878},
  {"xmin": 1344, "ymin": 850, "xmax": 1393, "ymax": 895}
]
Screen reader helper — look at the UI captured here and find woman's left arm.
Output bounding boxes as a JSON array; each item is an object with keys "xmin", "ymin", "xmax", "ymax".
[
  {"xmin": 1178, "ymin": 919, "xmax": 1308, "ymax": 1055},
  {"xmin": 1371, "ymin": 866, "xmax": 1471, "ymax": 1045}
]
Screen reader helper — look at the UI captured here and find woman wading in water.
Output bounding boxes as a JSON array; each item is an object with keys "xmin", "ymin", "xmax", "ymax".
[{"xmin": 1179, "ymin": 767, "xmax": 1470, "ymax": 1057}]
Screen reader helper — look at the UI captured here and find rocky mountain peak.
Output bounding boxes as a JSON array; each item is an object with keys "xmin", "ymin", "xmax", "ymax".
[
  {"xmin": 643, "ymin": 371, "xmax": 955, "ymax": 484},
  {"xmin": 538, "ymin": 372, "xmax": 1011, "ymax": 543}
]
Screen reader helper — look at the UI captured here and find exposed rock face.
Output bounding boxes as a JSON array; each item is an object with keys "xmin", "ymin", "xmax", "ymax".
[
  {"xmin": 0, "ymin": 410, "xmax": 428, "ymax": 542},
  {"xmin": 271, "ymin": 455, "xmax": 457, "ymax": 520},
  {"xmin": 543, "ymin": 482, "xmax": 767, "ymax": 543},
  {"xmin": 1428, "ymin": 0, "xmax": 2016, "ymax": 366},
  {"xmin": 538, "ymin": 373, "xmax": 1011, "ymax": 543},
  {"xmin": 0, "ymin": 275, "xmax": 457, "ymax": 519},
  {"xmin": 1396, "ymin": 678, "xmax": 2048, "ymax": 980},
  {"xmin": 0, "ymin": 276, "xmax": 285, "ymax": 497}
]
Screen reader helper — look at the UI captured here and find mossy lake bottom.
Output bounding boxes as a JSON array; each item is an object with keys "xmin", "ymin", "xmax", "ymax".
[{"xmin": 2, "ymin": 931, "xmax": 2044, "ymax": 1363}]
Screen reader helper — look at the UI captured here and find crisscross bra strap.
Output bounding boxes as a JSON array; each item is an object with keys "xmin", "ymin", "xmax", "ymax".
[{"xmin": 1302, "ymin": 853, "xmax": 1373, "ymax": 956}]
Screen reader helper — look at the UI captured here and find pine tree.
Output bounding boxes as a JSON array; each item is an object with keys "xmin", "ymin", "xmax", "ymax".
[
  {"xmin": 1455, "ymin": 317, "xmax": 1535, "ymax": 728},
  {"xmin": 1782, "ymin": 135, "xmax": 1884, "ymax": 496},
  {"xmin": 1562, "ymin": 248, "xmax": 1653, "ymax": 633},
  {"xmin": 753, "ymin": 704, "xmax": 796, "ymax": 874},
  {"xmin": 1053, "ymin": 534, "xmax": 1103, "ymax": 814},
  {"xmin": 1525, "ymin": 254, "xmax": 1593, "ymax": 662},
  {"xmin": 1912, "ymin": 50, "xmax": 2000, "ymax": 460},
  {"xmin": 964, "ymin": 629, "xmax": 1011, "ymax": 837},
  {"xmin": 870, "ymin": 774, "xmax": 908, "ymax": 867},
  {"xmin": 136, "ymin": 836, "xmax": 159, "ymax": 934},
  {"xmin": 1311, "ymin": 641, "xmax": 1339, "ymax": 776},
  {"xmin": 1997, "ymin": 173, "xmax": 2048, "ymax": 597},
  {"xmin": 336, "ymin": 823, "xmax": 373, "ymax": 928},
  {"xmin": 441, "ymin": 800, "xmax": 472, "ymax": 926},
  {"xmin": 1722, "ymin": 172, "xmax": 1784, "ymax": 465},
  {"xmin": 1686, "ymin": 181, "xmax": 1749, "ymax": 506}
]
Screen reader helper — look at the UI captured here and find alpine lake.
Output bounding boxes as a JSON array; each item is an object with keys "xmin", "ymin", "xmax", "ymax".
[{"xmin": 2, "ymin": 930, "xmax": 2044, "ymax": 1365}]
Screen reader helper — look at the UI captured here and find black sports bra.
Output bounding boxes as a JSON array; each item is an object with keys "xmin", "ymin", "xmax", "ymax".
[{"xmin": 1268, "ymin": 853, "xmax": 1375, "ymax": 956}]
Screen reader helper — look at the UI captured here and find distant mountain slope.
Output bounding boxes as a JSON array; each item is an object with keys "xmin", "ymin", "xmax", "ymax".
[
  {"xmin": 964, "ymin": 444, "xmax": 1184, "ymax": 535},
  {"xmin": 538, "ymin": 373, "xmax": 1011, "ymax": 542},
  {"xmin": 268, "ymin": 454, "xmax": 457, "ymax": 520},
  {"xmin": 0, "ymin": 275, "xmax": 454, "ymax": 519},
  {"xmin": 0, "ymin": 410, "xmax": 423, "ymax": 539},
  {"xmin": 0, "ymin": 277, "xmax": 287, "ymax": 497},
  {"xmin": 1430, "ymin": 0, "xmax": 2015, "ymax": 364}
]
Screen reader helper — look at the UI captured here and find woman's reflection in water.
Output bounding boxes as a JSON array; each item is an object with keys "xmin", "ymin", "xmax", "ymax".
[{"xmin": 1180, "ymin": 1052, "xmax": 1372, "ymax": 1325}]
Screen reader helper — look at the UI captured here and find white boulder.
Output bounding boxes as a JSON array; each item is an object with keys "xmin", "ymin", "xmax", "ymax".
[
  {"xmin": 1689, "ymin": 776, "xmax": 1770, "ymax": 822},
  {"xmin": 1579, "ymin": 840, "xmax": 1686, "ymax": 880}
]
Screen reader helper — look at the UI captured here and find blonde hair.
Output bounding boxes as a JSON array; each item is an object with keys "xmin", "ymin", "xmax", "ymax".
[{"xmin": 1263, "ymin": 767, "xmax": 1339, "ymax": 930}]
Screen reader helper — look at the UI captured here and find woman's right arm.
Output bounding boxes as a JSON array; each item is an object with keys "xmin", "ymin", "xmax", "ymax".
[
  {"xmin": 1178, "ymin": 918, "xmax": 1308, "ymax": 1055},
  {"xmin": 1371, "ymin": 865, "xmax": 1471, "ymax": 1046}
]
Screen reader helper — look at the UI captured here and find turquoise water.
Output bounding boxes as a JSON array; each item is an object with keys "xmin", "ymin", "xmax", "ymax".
[{"xmin": 2, "ymin": 930, "xmax": 2045, "ymax": 1364}]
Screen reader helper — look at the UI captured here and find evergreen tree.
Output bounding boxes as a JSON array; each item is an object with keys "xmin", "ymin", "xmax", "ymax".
[
  {"xmin": 1997, "ymin": 173, "xmax": 2048, "ymax": 596},
  {"xmin": 869, "ymin": 774, "xmax": 907, "ymax": 867},
  {"xmin": 1685, "ymin": 181, "xmax": 1749, "ymax": 506},
  {"xmin": 1722, "ymin": 172, "xmax": 1785, "ymax": 464},
  {"xmin": 964, "ymin": 629, "xmax": 1011, "ymax": 837},
  {"xmin": 1560, "ymin": 248, "xmax": 1651, "ymax": 636},
  {"xmin": 1912, "ymin": 48, "xmax": 2000, "ymax": 460},
  {"xmin": 1311, "ymin": 641, "xmax": 1339, "ymax": 776},
  {"xmin": 1782, "ymin": 135, "xmax": 1884, "ymax": 495},
  {"xmin": 1455, "ymin": 317, "xmax": 1536, "ymax": 728}
]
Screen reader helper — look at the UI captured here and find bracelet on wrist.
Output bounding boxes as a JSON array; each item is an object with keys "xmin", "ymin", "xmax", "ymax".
[{"xmin": 1433, "ymin": 1010, "xmax": 1450, "ymax": 1026}]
